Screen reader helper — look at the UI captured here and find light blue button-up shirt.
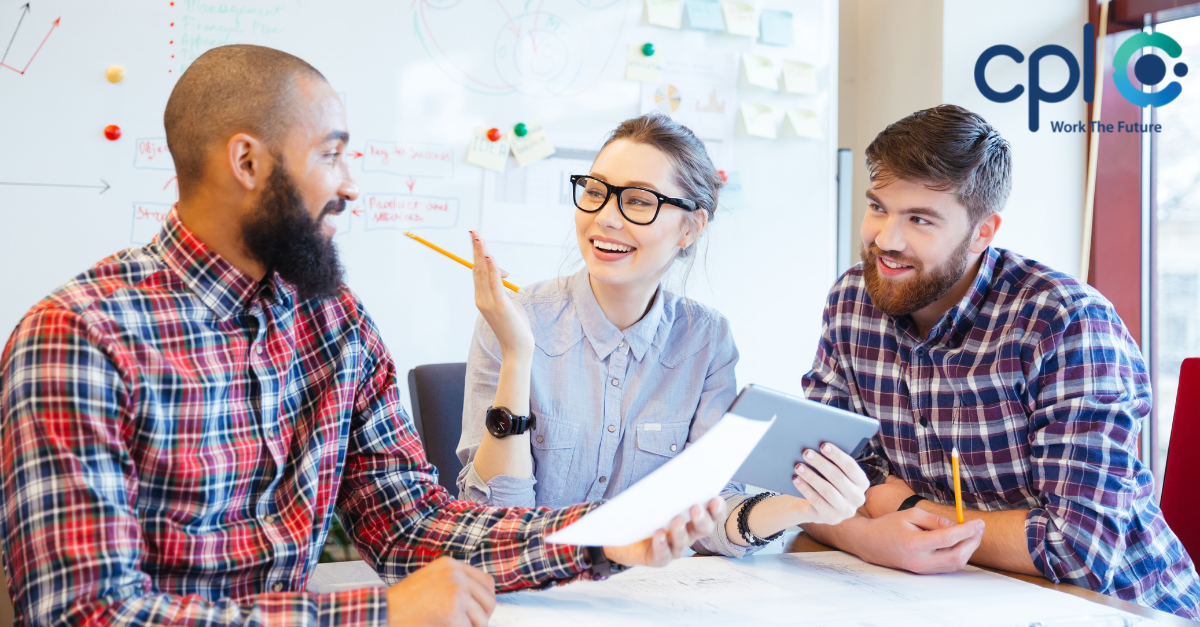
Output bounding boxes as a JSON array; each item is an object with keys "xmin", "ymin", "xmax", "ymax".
[{"xmin": 455, "ymin": 269, "xmax": 761, "ymax": 557}]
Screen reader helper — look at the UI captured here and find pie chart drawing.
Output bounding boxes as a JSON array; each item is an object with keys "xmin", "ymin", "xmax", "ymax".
[{"xmin": 654, "ymin": 84, "xmax": 682, "ymax": 114}]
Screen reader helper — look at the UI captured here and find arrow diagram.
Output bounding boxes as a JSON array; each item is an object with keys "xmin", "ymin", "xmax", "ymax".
[
  {"xmin": 348, "ymin": 150, "xmax": 363, "ymax": 159},
  {"xmin": 1, "ymin": 5, "xmax": 60, "ymax": 76},
  {"xmin": 0, "ymin": 179, "xmax": 110, "ymax": 194}
]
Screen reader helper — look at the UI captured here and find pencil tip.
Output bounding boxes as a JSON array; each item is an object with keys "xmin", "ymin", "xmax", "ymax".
[{"xmin": 952, "ymin": 447, "xmax": 959, "ymax": 457}]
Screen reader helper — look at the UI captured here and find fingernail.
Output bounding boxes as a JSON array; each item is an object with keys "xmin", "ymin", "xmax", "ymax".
[
  {"xmin": 822, "ymin": 443, "xmax": 834, "ymax": 454},
  {"xmin": 797, "ymin": 464, "xmax": 807, "ymax": 474},
  {"xmin": 804, "ymin": 449, "xmax": 815, "ymax": 459}
]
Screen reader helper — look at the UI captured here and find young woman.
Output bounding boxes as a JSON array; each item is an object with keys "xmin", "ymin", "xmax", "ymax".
[{"xmin": 456, "ymin": 113, "xmax": 869, "ymax": 556}]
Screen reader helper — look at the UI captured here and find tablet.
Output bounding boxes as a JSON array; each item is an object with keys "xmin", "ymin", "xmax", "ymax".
[{"xmin": 729, "ymin": 384, "xmax": 880, "ymax": 497}]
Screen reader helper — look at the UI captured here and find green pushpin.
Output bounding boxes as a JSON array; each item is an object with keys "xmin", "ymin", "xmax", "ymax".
[
  {"xmin": 514, "ymin": 122, "xmax": 528, "ymax": 137},
  {"xmin": 641, "ymin": 42, "xmax": 655, "ymax": 57}
]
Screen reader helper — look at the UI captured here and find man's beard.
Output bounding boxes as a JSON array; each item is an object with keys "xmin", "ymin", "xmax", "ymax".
[
  {"xmin": 860, "ymin": 232, "xmax": 974, "ymax": 318},
  {"xmin": 241, "ymin": 163, "xmax": 345, "ymax": 302}
]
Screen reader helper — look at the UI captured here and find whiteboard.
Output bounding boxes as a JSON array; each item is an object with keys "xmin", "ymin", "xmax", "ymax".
[{"xmin": 0, "ymin": 0, "xmax": 838, "ymax": 410}]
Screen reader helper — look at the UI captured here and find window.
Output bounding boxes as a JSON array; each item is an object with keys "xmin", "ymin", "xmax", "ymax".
[{"xmin": 1153, "ymin": 16, "xmax": 1200, "ymax": 479}]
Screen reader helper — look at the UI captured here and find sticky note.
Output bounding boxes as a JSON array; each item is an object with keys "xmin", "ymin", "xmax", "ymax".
[
  {"xmin": 510, "ymin": 120, "xmax": 556, "ymax": 167},
  {"xmin": 686, "ymin": 0, "xmax": 724, "ymax": 30},
  {"xmin": 786, "ymin": 108, "xmax": 823, "ymax": 139},
  {"xmin": 626, "ymin": 43, "xmax": 664, "ymax": 83},
  {"xmin": 722, "ymin": 1, "xmax": 758, "ymax": 37},
  {"xmin": 741, "ymin": 53, "xmax": 778, "ymax": 90},
  {"xmin": 466, "ymin": 127, "xmax": 510, "ymax": 173},
  {"xmin": 740, "ymin": 103, "xmax": 776, "ymax": 139},
  {"xmin": 646, "ymin": 0, "xmax": 683, "ymax": 29},
  {"xmin": 782, "ymin": 60, "xmax": 818, "ymax": 94},
  {"xmin": 760, "ymin": 9, "xmax": 794, "ymax": 46}
]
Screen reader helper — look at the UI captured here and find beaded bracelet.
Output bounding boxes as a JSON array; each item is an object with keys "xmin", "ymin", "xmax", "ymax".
[{"xmin": 737, "ymin": 491, "xmax": 785, "ymax": 547}]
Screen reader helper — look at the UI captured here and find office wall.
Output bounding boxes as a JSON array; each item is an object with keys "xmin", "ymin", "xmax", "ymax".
[
  {"xmin": 838, "ymin": 0, "xmax": 944, "ymax": 260},
  {"xmin": 943, "ymin": 0, "xmax": 1088, "ymax": 275},
  {"xmin": 839, "ymin": 0, "xmax": 1088, "ymax": 277}
]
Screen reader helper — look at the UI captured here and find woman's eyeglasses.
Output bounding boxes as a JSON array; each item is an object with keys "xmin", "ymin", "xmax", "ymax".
[{"xmin": 569, "ymin": 175, "xmax": 698, "ymax": 226}]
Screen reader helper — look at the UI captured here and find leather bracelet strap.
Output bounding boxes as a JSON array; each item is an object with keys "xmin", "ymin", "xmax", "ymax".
[{"xmin": 897, "ymin": 494, "xmax": 927, "ymax": 511}]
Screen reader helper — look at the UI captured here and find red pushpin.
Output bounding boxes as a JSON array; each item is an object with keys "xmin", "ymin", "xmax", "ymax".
[
  {"xmin": 486, "ymin": 127, "xmax": 502, "ymax": 142},
  {"xmin": 104, "ymin": 125, "xmax": 122, "ymax": 141},
  {"xmin": 717, "ymin": 170, "xmax": 728, "ymax": 183}
]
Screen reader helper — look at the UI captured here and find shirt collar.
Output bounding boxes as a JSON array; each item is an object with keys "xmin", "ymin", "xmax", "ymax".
[
  {"xmin": 570, "ymin": 269, "xmax": 665, "ymax": 361},
  {"xmin": 156, "ymin": 207, "xmax": 273, "ymax": 321},
  {"xmin": 927, "ymin": 246, "xmax": 1000, "ymax": 345}
]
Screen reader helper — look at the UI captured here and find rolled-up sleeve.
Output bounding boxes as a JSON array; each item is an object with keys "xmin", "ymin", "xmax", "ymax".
[
  {"xmin": 455, "ymin": 314, "xmax": 538, "ymax": 507},
  {"xmin": 1023, "ymin": 298, "xmax": 1199, "ymax": 614}
]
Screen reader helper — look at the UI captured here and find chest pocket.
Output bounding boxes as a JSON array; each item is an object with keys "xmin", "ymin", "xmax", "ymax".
[
  {"xmin": 530, "ymin": 416, "xmax": 581, "ymax": 508},
  {"xmin": 631, "ymin": 422, "xmax": 690, "ymax": 482},
  {"xmin": 953, "ymin": 400, "xmax": 1037, "ymax": 508}
]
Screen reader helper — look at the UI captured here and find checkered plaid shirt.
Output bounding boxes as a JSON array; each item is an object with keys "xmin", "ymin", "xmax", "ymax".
[
  {"xmin": 803, "ymin": 247, "xmax": 1200, "ymax": 619},
  {"xmin": 0, "ymin": 210, "xmax": 599, "ymax": 626}
]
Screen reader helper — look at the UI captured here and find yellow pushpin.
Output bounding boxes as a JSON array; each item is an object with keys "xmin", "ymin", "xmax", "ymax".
[{"xmin": 106, "ymin": 65, "xmax": 125, "ymax": 84}]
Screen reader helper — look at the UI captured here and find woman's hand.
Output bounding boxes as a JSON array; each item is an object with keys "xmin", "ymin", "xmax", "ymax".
[
  {"xmin": 787, "ymin": 442, "xmax": 871, "ymax": 526},
  {"xmin": 470, "ymin": 231, "xmax": 534, "ymax": 360}
]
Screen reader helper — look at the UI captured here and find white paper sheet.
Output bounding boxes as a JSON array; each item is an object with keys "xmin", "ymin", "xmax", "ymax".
[
  {"xmin": 546, "ymin": 413, "xmax": 774, "ymax": 546},
  {"xmin": 306, "ymin": 560, "xmax": 385, "ymax": 593},
  {"xmin": 488, "ymin": 552, "xmax": 1167, "ymax": 627}
]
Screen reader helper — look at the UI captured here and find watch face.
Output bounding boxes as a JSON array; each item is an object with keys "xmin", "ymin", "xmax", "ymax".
[{"xmin": 487, "ymin": 407, "xmax": 512, "ymax": 437}]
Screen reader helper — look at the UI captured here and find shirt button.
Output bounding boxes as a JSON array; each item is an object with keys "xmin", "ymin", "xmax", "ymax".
[
  {"xmin": 914, "ymin": 347, "xmax": 926, "ymax": 357},
  {"xmin": 670, "ymin": 444, "xmax": 678, "ymax": 452},
  {"xmin": 607, "ymin": 425, "xmax": 616, "ymax": 433},
  {"xmin": 919, "ymin": 417, "xmax": 929, "ymax": 427},
  {"xmin": 536, "ymin": 435, "xmax": 544, "ymax": 443},
  {"xmin": 611, "ymin": 378, "xmax": 619, "ymax": 386},
  {"xmin": 618, "ymin": 341, "xmax": 624, "ymax": 347},
  {"xmin": 254, "ymin": 345, "xmax": 263, "ymax": 355},
  {"xmin": 262, "ymin": 514, "xmax": 275, "ymax": 524},
  {"xmin": 271, "ymin": 582, "xmax": 284, "ymax": 592},
  {"xmin": 599, "ymin": 476, "xmax": 607, "ymax": 483}
]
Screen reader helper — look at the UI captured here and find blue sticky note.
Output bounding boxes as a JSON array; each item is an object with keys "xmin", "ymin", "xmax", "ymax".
[
  {"xmin": 686, "ymin": 0, "xmax": 725, "ymax": 31},
  {"xmin": 760, "ymin": 9, "xmax": 794, "ymax": 46}
]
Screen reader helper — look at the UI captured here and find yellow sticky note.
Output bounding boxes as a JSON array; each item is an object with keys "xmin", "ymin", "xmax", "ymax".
[
  {"xmin": 646, "ymin": 0, "xmax": 683, "ymax": 29},
  {"xmin": 626, "ymin": 43, "xmax": 664, "ymax": 83},
  {"xmin": 782, "ymin": 60, "xmax": 818, "ymax": 95},
  {"xmin": 722, "ymin": 1, "xmax": 758, "ymax": 37},
  {"xmin": 510, "ymin": 120, "xmax": 556, "ymax": 167},
  {"xmin": 466, "ymin": 127, "xmax": 511, "ymax": 173},
  {"xmin": 740, "ymin": 103, "xmax": 776, "ymax": 139},
  {"xmin": 741, "ymin": 54, "xmax": 778, "ymax": 90},
  {"xmin": 786, "ymin": 108, "xmax": 823, "ymax": 139}
]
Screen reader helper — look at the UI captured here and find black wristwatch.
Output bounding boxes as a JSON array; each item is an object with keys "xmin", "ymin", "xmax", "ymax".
[
  {"xmin": 897, "ymin": 494, "xmax": 926, "ymax": 511},
  {"xmin": 485, "ymin": 406, "xmax": 536, "ymax": 439},
  {"xmin": 585, "ymin": 545, "xmax": 627, "ymax": 580}
]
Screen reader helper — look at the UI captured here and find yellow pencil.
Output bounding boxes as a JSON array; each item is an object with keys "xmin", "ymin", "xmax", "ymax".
[
  {"xmin": 404, "ymin": 231, "xmax": 519, "ymax": 292},
  {"xmin": 951, "ymin": 447, "xmax": 964, "ymax": 524}
]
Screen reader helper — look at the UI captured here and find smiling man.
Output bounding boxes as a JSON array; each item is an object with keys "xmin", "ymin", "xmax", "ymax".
[
  {"xmin": 0, "ymin": 45, "xmax": 723, "ymax": 627},
  {"xmin": 799, "ymin": 105, "xmax": 1200, "ymax": 618}
]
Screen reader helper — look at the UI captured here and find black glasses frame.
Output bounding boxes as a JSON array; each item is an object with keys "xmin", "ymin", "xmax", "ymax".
[{"xmin": 569, "ymin": 175, "xmax": 698, "ymax": 225}]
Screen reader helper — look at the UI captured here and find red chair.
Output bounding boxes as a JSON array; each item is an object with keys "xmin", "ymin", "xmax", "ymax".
[{"xmin": 1162, "ymin": 357, "xmax": 1200, "ymax": 561}]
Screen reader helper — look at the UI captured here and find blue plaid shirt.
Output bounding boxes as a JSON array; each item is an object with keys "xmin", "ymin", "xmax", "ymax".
[{"xmin": 803, "ymin": 247, "xmax": 1200, "ymax": 619}]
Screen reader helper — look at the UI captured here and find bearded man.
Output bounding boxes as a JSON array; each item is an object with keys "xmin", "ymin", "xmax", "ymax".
[
  {"xmin": 798, "ymin": 105, "xmax": 1200, "ymax": 619},
  {"xmin": 0, "ymin": 45, "xmax": 723, "ymax": 626}
]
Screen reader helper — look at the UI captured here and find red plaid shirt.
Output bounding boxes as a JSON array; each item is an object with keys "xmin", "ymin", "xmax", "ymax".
[{"xmin": 0, "ymin": 209, "xmax": 599, "ymax": 626}]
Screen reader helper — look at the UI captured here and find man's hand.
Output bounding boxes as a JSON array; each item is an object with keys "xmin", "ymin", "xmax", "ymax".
[
  {"xmin": 602, "ymin": 497, "xmax": 725, "ymax": 567},
  {"xmin": 863, "ymin": 475, "xmax": 917, "ymax": 519},
  {"xmin": 849, "ymin": 508, "xmax": 985, "ymax": 575},
  {"xmin": 386, "ymin": 556, "xmax": 496, "ymax": 627}
]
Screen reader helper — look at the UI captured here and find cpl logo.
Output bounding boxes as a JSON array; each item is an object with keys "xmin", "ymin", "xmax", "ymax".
[{"xmin": 975, "ymin": 24, "xmax": 1189, "ymax": 131}]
